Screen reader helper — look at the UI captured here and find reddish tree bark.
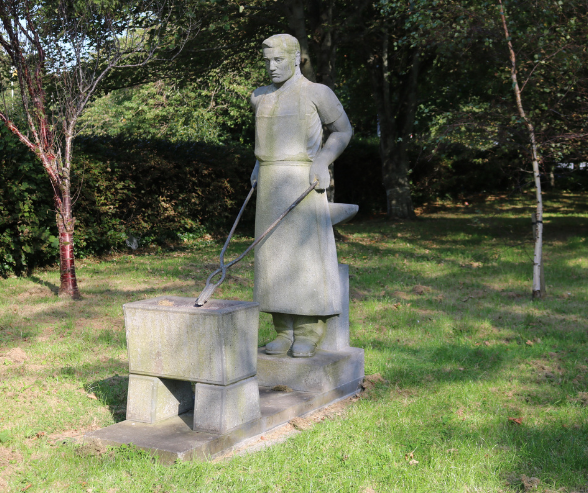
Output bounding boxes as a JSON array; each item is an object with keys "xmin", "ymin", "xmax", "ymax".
[{"xmin": 0, "ymin": 0, "xmax": 194, "ymax": 298}]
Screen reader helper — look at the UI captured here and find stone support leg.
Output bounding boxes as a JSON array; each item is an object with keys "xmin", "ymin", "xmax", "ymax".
[
  {"xmin": 126, "ymin": 374, "xmax": 193, "ymax": 424},
  {"xmin": 193, "ymin": 377, "xmax": 261, "ymax": 434}
]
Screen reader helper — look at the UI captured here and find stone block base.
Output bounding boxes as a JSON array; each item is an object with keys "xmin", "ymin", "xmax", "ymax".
[
  {"xmin": 126, "ymin": 375, "xmax": 193, "ymax": 424},
  {"xmin": 257, "ymin": 347, "xmax": 364, "ymax": 393},
  {"xmin": 85, "ymin": 379, "xmax": 362, "ymax": 463},
  {"xmin": 193, "ymin": 377, "xmax": 261, "ymax": 434}
]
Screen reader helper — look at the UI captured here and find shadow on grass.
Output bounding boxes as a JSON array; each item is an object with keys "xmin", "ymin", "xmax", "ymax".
[
  {"xmin": 85, "ymin": 373, "xmax": 129, "ymax": 423},
  {"xmin": 27, "ymin": 275, "xmax": 59, "ymax": 295}
]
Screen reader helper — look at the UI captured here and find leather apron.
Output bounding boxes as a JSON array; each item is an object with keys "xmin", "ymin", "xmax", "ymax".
[{"xmin": 253, "ymin": 76, "xmax": 341, "ymax": 316}]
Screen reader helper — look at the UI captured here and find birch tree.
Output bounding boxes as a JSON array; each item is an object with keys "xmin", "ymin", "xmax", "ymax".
[{"xmin": 498, "ymin": 0, "xmax": 545, "ymax": 298}]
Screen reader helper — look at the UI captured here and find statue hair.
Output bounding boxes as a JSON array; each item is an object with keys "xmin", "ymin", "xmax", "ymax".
[{"xmin": 262, "ymin": 34, "xmax": 300, "ymax": 55}]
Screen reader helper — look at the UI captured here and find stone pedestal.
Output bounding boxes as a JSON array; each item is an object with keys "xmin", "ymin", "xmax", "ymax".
[
  {"xmin": 124, "ymin": 297, "xmax": 259, "ymax": 385},
  {"xmin": 320, "ymin": 264, "xmax": 350, "ymax": 352},
  {"xmin": 258, "ymin": 263, "xmax": 364, "ymax": 393},
  {"xmin": 123, "ymin": 297, "xmax": 261, "ymax": 434},
  {"xmin": 193, "ymin": 376, "xmax": 261, "ymax": 434},
  {"xmin": 86, "ymin": 264, "xmax": 364, "ymax": 461},
  {"xmin": 257, "ymin": 347, "xmax": 364, "ymax": 393}
]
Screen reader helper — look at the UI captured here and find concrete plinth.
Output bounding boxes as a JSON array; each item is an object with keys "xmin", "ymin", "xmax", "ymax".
[
  {"xmin": 319, "ymin": 264, "xmax": 350, "ymax": 352},
  {"xmin": 84, "ymin": 380, "xmax": 362, "ymax": 463},
  {"xmin": 124, "ymin": 297, "xmax": 259, "ymax": 385},
  {"xmin": 257, "ymin": 347, "xmax": 364, "ymax": 393},
  {"xmin": 193, "ymin": 377, "xmax": 261, "ymax": 434},
  {"xmin": 126, "ymin": 375, "xmax": 193, "ymax": 424}
]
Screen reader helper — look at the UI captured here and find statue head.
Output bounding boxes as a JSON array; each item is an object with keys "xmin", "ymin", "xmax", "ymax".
[{"xmin": 262, "ymin": 34, "xmax": 301, "ymax": 86}]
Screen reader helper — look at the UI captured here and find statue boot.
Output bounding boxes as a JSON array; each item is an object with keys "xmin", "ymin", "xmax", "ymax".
[
  {"xmin": 265, "ymin": 313, "xmax": 294, "ymax": 355},
  {"xmin": 291, "ymin": 316, "xmax": 326, "ymax": 358}
]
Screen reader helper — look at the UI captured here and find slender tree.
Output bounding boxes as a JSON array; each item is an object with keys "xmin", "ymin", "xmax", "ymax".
[
  {"xmin": 0, "ymin": 0, "xmax": 196, "ymax": 297},
  {"xmin": 498, "ymin": 0, "xmax": 545, "ymax": 298}
]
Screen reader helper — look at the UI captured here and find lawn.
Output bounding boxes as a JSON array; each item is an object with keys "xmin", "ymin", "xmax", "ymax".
[{"xmin": 1, "ymin": 191, "xmax": 587, "ymax": 492}]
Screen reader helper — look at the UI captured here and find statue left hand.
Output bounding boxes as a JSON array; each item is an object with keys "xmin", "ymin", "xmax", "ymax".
[{"xmin": 309, "ymin": 161, "xmax": 330, "ymax": 190}]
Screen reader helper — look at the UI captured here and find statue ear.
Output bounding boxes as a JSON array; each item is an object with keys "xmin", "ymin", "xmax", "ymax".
[{"xmin": 295, "ymin": 51, "xmax": 301, "ymax": 66}]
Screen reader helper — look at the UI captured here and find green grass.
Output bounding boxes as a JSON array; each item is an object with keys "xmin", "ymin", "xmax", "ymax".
[{"xmin": 1, "ymin": 191, "xmax": 587, "ymax": 492}]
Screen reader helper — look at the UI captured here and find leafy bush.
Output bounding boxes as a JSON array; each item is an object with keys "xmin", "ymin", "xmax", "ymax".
[
  {"xmin": 0, "ymin": 131, "xmax": 255, "ymax": 275},
  {"xmin": 0, "ymin": 126, "xmax": 58, "ymax": 276},
  {"xmin": 71, "ymin": 137, "xmax": 254, "ymax": 256}
]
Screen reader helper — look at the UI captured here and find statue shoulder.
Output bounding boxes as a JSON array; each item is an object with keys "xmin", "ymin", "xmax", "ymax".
[
  {"xmin": 303, "ymin": 81, "xmax": 344, "ymax": 124},
  {"xmin": 304, "ymin": 81, "xmax": 338, "ymax": 101},
  {"xmin": 250, "ymin": 85, "xmax": 274, "ymax": 108}
]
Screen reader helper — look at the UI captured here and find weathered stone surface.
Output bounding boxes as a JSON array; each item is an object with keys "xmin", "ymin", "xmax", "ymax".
[
  {"xmin": 126, "ymin": 374, "xmax": 193, "ymax": 424},
  {"xmin": 328, "ymin": 203, "xmax": 359, "ymax": 226},
  {"xmin": 193, "ymin": 376, "xmax": 261, "ymax": 434},
  {"xmin": 251, "ymin": 34, "xmax": 355, "ymax": 321},
  {"xmin": 257, "ymin": 347, "xmax": 364, "ymax": 393},
  {"xmin": 124, "ymin": 297, "xmax": 259, "ymax": 385},
  {"xmin": 319, "ymin": 264, "xmax": 350, "ymax": 352},
  {"xmin": 85, "ymin": 380, "xmax": 362, "ymax": 463}
]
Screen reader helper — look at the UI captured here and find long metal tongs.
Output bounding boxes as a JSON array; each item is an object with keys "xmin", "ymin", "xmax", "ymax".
[{"xmin": 195, "ymin": 179, "xmax": 318, "ymax": 307}]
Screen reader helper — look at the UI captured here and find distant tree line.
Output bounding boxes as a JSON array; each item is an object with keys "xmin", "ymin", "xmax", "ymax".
[{"xmin": 1, "ymin": 0, "xmax": 587, "ymax": 285}]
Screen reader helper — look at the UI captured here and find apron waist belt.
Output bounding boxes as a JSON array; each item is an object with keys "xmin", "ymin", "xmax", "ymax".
[{"xmin": 259, "ymin": 161, "xmax": 311, "ymax": 167}]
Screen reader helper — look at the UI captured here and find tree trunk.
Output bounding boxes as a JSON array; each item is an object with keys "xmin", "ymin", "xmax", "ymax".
[
  {"xmin": 315, "ymin": 0, "xmax": 336, "ymax": 90},
  {"xmin": 284, "ymin": 0, "xmax": 316, "ymax": 81},
  {"xmin": 367, "ymin": 33, "xmax": 418, "ymax": 220},
  {"xmin": 55, "ymin": 182, "xmax": 80, "ymax": 299},
  {"xmin": 499, "ymin": 0, "xmax": 545, "ymax": 299}
]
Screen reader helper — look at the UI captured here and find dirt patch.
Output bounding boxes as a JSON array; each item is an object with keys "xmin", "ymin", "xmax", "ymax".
[
  {"xmin": 361, "ymin": 373, "xmax": 389, "ymax": 397},
  {"xmin": 5, "ymin": 347, "xmax": 27, "ymax": 363},
  {"xmin": 391, "ymin": 290, "xmax": 411, "ymax": 300},
  {"xmin": 48, "ymin": 419, "xmax": 102, "ymax": 445},
  {"xmin": 0, "ymin": 446, "xmax": 23, "ymax": 491},
  {"xmin": 350, "ymin": 287, "xmax": 370, "ymax": 301},
  {"xmin": 18, "ymin": 286, "xmax": 55, "ymax": 299},
  {"xmin": 412, "ymin": 285, "xmax": 431, "ymax": 295}
]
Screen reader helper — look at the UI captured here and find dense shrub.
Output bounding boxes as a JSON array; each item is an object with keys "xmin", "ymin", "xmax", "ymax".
[
  {"xmin": 72, "ymin": 137, "xmax": 254, "ymax": 256},
  {"xmin": 0, "ymin": 133, "xmax": 255, "ymax": 275},
  {"xmin": 0, "ymin": 126, "xmax": 58, "ymax": 276},
  {"xmin": 409, "ymin": 144, "xmax": 529, "ymax": 203}
]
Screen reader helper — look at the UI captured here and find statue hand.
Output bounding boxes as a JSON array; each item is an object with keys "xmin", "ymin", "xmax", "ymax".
[
  {"xmin": 250, "ymin": 161, "xmax": 260, "ymax": 187},
  {"xmin": 309, "ymin": 162, "xmax": 330, "ymax": 190}
]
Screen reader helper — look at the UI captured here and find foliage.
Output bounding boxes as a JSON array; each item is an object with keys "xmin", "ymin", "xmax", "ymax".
[
  {"xmin": 70, "ymin": 136, "xmax": 254, "ymax": 256},
  {"xmin": 0, "ymin": 129, "xmax": 254, "ymax": 272},
  {"xmin": 80, "ymin": 60, "xmax": 266, "ymax": 145},
  {"xmin": 0, "ymin": 126, "xmax": 58, "ymax": 277}
]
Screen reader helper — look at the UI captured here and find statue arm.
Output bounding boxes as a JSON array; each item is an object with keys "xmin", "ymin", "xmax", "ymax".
[{"xmin": 309, "ymin": 111, "xmax": 353, "ymax": 190}]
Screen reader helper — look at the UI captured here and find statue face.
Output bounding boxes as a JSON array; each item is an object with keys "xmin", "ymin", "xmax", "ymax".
[{"xmin": 262, "ymin": 48, "xmax": 297, "ymax": 85}]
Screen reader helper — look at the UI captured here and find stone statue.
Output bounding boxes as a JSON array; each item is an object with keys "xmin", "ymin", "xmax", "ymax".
[{"xmin": 250, "ymin": 34, "xmax": 353, "ymax": 358}]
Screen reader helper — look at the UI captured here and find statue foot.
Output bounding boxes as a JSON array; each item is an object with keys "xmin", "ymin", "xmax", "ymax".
[
  {"xmin": 291, "ymin": 337, "xmax": 317, "ymax": 358},
  {"xmin": 265, "ymin": 335, "xmax": 293, "ymax": 355}
]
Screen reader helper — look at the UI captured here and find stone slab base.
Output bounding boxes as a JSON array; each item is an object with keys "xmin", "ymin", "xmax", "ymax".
[
  {"xmin": 257, "ymin": 347, "xmax": 364, "ymax": 393},
  {"xmin": 84, "ymin": 379, "xmax": 362, "ymax": 464}
]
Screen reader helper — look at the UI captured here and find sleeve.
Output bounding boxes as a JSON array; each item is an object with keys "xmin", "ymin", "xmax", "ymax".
[{"xmin": 312, "ymin": 84, "xmax": 344, "ymax": 125}]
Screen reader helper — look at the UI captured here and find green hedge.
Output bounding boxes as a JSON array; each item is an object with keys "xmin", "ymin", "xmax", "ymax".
[
  {"xmin": 0, "ymin": 126, "xmax": 59, "ymax": 277},
  {"xmin": 71, "ymin": 137, "xmax": 254, "ymax": 256},
  {"xmin": 0, "ymin": 133, "xmax": 254, "ymax": 276}
]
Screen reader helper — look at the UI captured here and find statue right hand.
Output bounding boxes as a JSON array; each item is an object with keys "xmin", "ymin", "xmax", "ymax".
[{"xmin": 250, "ymin": 161, "xmax": 259, "ymax": 187}]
